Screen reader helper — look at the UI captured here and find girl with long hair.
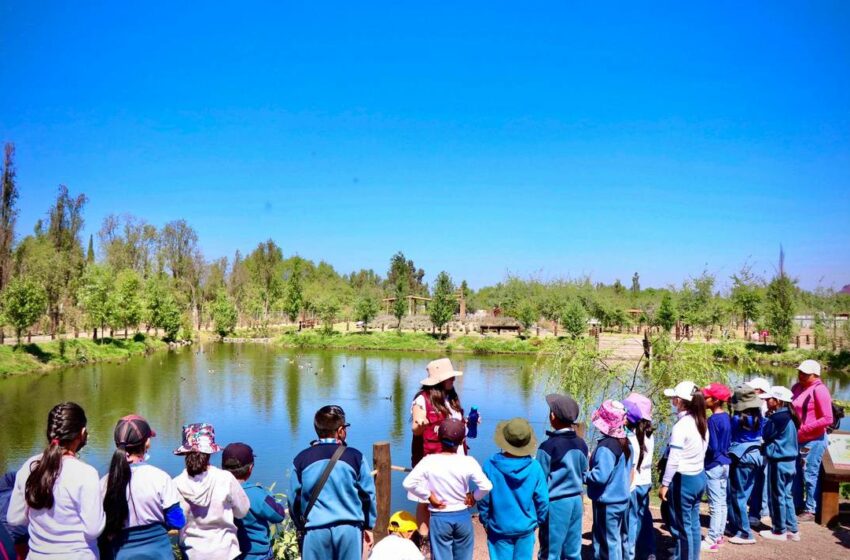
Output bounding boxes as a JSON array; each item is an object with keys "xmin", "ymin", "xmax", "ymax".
[
  {"xmin": 623, "ymin": 393, "xmax": 655, "ymax": 560},
  {"xmin": 101, "ymin": 415, "xmax": 185, "ymax": 559},
  {"xmin": 726, "ymin": 386, "xmax": 764, "ymax": 545},
  {"xmin": 659, "ymin": 382, "xmax": 709, "ymax": 560},
  {"xmin": 7, "ymin": 402, "xmax": 105, "ymax": 558}
]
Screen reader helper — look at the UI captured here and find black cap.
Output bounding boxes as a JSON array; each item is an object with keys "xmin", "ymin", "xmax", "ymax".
[
  {"xmin": 114, "ymin": 415, "xmax": 155, "ymax": 448},
  {"xmin": 438, "ymin": 418, "xmax": 466, "ymax": 447},
  {"xmin": 546, "ymin": 393, "xmax": 579, "ymax": 424},
  {"xmin": 222, "ymin": 442, "xmax": 255, "ymax": 469}
]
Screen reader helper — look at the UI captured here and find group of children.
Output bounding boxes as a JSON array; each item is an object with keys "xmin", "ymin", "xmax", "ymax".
[{"xmin": 1, "ymin": 358, "xmax": 833, "ymax": 560}]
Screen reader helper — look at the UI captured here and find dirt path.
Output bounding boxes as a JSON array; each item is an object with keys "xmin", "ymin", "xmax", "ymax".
[{"xmin": 469, "ymin": 505, "xmax": 850, "ymax": 560}]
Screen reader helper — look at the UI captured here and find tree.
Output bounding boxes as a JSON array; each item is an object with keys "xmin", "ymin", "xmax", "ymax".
[
  {"xmin": 77, "ymin": 265, "xmax": 115, "ymax": 342},
  {"xmin": 145, "ymin": 278, "xmax": 183, "ymax": 341},
  {"xmin": 391, "ymin": 278, "xmax": 407, "ymax": 330},
  {"xmin": 631, "ymin": 272, "xmax": 640, "ymax": 295},
  {"xmin": 282, "ymin": 262, "xmax": 304, "ymax": 323},
  {"xmin": 429, "ymin": 271, "xmax": 455, "ymax": 334},
  {"xmin": 516, "ymin": 300, "xmax": 537, "ymax": 334},
  {"xmin": 315, "ymin": 295, "xmax": 341, "ymax": 333},
  {"xmin": 1, "ymin": 277, "xmax": 47, "ymax": 344},
  {"xmin": 730, "ymin": 265, "xmax": 762, "ymax": 335},
  {"xmin": 678, "ymin": 271, "xmax": 715, "ymax": 335},
  {"xmin": 210, "ymin": 290, "xmax": 238, "ymax": 337},
  {"xmin": 353, "ymin": 294, "xmax": 379, "ymax": 332},
  {"xmin": 764, "ymin": 273, "xmax": 797, "ymax": 350},
  {"xmin": 0, "ymin": 143, "xmax": 19, "ymax": 292},
  {"xmin": 244, "ymin": 240, "xmax": 284, "ymax": 322},
  {"xmin": 386, "ymin": 251, "xmax": 426, "ymax": 296},
  {"xmin": 86, "ymin": 235, "xmax": 95, "ymax": 264},
  {"xmin": 111, "ymin": 269, "xmax": 143, "ymax": 338},
  {"xmin": 656, "ymin": 292, "xmax": 677, "ymax": 332},
  {"xmin": 560, "ymin": 299, "xmax": 587, "ymax": 339}
]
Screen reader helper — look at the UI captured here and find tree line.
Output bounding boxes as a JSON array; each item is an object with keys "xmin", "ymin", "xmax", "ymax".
[{"xmin": 0, "ymin": 142, "xmax": 848, "ymax": 350}]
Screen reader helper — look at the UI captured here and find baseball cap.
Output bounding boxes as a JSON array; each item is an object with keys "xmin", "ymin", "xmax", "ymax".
[
  {"xmin": 703, "ymin": 382, "xmax": 732, "ymax": 402},
  {"xmin": 545, "ymin": 393, "xmax": 579, "ymax": 424},
  {"xmin": 438, "ymin": 418, "xmax": 466, "ymax": 447},
  {"xmin": 222, "ymin": 442, "xmax": 256, "ymax": 469},
  {"xmin": 663, "ymin": 381, "xmax": 698, "ymax": 401},
  {"xmin": 744, "ymin": 377, "xmax": 771, "ymax": 393},
  {"xmin": 759, "ymin": 386, "xmax": 793, "ymax": 403},
  {"xmin": 114, "ymin": 415, "xmax": 155, "ymax": 448},
  {"xmin": 388, "ymin": 511, "xmax": 417, "ymax": 533},
  {"xmin": 797, "ymin": 360, "xmax": 822, "ymax": 376}
]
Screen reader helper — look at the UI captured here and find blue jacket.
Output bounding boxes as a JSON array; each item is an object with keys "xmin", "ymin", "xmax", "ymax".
[
  {"xmin": 478, "ymin": 454, "xmax": 549, "ymax": 537},
  {"xmin": 585, "ymin": 436, "xmax": 631, "ymax": 504},
  {"xmin": 762, "ymin": 409, "xmax": 799, "ymax": 461},
  {"xmin": 705, "ymin": 412, "xmax": 732, "ymax": 470},
  {"xmin": 536, "ymin": 429, "xmax": 588, "ymax": 500},
  {"xmin": 730, "ymin": 414, "xmax": 762, "ymax": 443},
  {"xmin": 288, "ymin": 441, "xmax": 377, "ymax": 530},
  {"xmin": 236, "ymin": 482, "xmax": 287, "ymax": 559}
]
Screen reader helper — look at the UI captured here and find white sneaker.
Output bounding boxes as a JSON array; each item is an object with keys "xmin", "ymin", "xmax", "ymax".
[
  {"xmin": 759, "ymin": 529, "xmax": 787, "ymax": 541},
  {"xmin": 728, "ymin": 536, "xmax": 757, "ymax": 545},
  {"xmin": 701, "ymin": 539, "xmax": 719, "ymax": 553},
  {"xmin": 787, "ymin": 531, "xmax": 801, "ymax": 542}
]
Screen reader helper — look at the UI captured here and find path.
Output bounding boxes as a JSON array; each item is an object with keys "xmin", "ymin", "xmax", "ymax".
[{"xmin": 468, "ymin": 505, "xmax": 850, "ymax": 560}]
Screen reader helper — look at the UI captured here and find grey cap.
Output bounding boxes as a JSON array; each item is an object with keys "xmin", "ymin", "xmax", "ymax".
[{"xmin": 546, "ymin": 393, "xmax": 579, "ymax": 424}]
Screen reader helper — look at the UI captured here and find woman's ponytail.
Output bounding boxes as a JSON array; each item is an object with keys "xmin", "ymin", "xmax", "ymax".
[
  {"xmin": 103, "ymin": 445, "xmax": 135, "ymax": 538},
  {"xmin": 25, "ymin": 402, "xmax": 87, "ymax": 510}
]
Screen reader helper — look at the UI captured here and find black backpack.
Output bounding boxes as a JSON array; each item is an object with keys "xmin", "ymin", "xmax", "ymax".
[{"xmin": 802, "ymin": 389, "xmax": 845, "ymax": 434}]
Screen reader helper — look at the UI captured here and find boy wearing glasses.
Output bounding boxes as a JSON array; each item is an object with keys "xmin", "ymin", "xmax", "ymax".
[{"xmin": 289, "ymin": 405, "xmax": 377, "ymax": 560}]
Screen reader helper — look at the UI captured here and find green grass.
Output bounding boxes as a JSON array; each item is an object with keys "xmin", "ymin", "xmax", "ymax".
[
  {"xmin": 0, "ymin": 335, "xmax": 169, "ymax": 376},
  {"xmin": 709, "ymin": 341, "xmax": 850, "ymax": 373}
]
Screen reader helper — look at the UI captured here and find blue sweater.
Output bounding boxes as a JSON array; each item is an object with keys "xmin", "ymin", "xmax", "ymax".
[
  {"xmin": 705, "ymin": 411, "xmax": 732, "ymax": 470},
  {"xmin": 236, "ymin": 482, "xmax": 287, "ymax": 559},
  {"xmin": 585, "ymin": 437, "xmax": 631, "ymax": 504},
  {"xmin": 761, "ymin": 409, "xmax": 799, "ymax": 461},
  {"xmin": 288, "ymin": 441, "xmax": 377, "ymax": 530},
  {"xmin": 478, "ymin": 454, "xmax": 549, "ymax": 537},
  {"xmin": 536, "ymin": 430, "xmax": 588, "ymax": 500}
]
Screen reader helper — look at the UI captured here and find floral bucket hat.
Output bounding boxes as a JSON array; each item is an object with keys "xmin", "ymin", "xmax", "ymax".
[
  {"xmin": 591, "ymin": 400, "xmax": 627, "ymax": 438},
  {"xmin": 174, "ymin": 422, "xmax": 222, "ymax": 455}
]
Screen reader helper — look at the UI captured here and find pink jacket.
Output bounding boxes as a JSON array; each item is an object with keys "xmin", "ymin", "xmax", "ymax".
[{"xmin": 791, "ymin": 378, "xmax": 833, "ymax": 444}]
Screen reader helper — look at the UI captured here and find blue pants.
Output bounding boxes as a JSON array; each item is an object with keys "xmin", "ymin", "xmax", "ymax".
[
  {"xmin": 768, "ymin": 459, "xmax": 799, "ymax": 534},
  {"xmin": 539, "ymin": 495, "xmax": 583, "ymax": 560},
  {"xmin": 727, "ymin": 460, "xmax": 760, "ymax": 539},
  {"xmin": 748, "ymin": 462, "xmax": 769, "ymax": 519},
  {"xmin": 627, "ymin": 485, "xmax": 655, "ymax": 560},
  {"xmin": 487, "ymin": 531, "xmax": 536, "ymax": 560},
  {"xmin": 591, "ymin": 500, "xmax": 628, "ymax": 560},
  {"xmin": 430, "ymin": 509, "xmax": 474, "ymax": 560},
  {"xmin": 704, "ymin": 464, "xmax": 729, "ymax": 543},
  {"xmin": 302, "ymin": 524, "xmax": 362, "ymax": 560},
  {"xmin": 667, "ymin": 472, "xmax": 706, "ymax": 560},
  {"xmin": 794, "ymin": 434, "xmax": 827, "ymax": 514}
]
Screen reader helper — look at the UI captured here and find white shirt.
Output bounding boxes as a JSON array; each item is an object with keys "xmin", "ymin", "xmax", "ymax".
[
  {"xmin": 369, "ymin": 533, "xmax": 425, "ymax": 560},
  {"xmin": 411, "ymin": 395, "xmax": 463, "ymax": 421},
  {"xmin": 662, "ymin": 412, "xmax": 709, "ymax": 486},
  {"xmin": 8, "ymin": 454, "xmax": 105, "ymax": 559},
  {"xmin": 173, "ymin": 466, "xmax": 250, "ymax": 560},
  {"xmin": 100, "ymin": 463, "xmax": 181, "ymax": 528},
  {"xmin": 402, "ymin": 453, "xmax": 492, "ymax": 512},
  {"xmin": 627, "ymin": 432, "xmax": 655, "ymax": 490}
]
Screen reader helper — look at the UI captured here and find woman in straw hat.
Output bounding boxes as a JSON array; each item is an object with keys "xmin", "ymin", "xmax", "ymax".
[{"xmin": 410, "ymin": 358, "xmax": 467, "ymax": 550}]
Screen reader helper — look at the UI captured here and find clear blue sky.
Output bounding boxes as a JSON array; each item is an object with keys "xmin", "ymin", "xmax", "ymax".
[{"xmin": 1, "ymin": 1, "xmax": 848, "ymax": 291}]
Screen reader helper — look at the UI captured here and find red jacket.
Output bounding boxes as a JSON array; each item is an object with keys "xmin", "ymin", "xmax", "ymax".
[{"xmin": 791, "ymin": 378, "xmax": 833, "ymax": 444}]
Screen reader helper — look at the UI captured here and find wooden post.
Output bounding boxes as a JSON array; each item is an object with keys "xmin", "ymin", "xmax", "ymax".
[
  {"xmin": 373, "ymin": 442, "xmax": 392, "ymax": 541},
  {"xmin": 796, "ymin": 335, "xmax": 801, "ymax": 348}
]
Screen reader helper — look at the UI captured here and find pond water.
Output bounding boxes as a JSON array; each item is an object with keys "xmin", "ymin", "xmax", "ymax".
[{"xmin": 1, "ymin": 344, "xmax": 848, "ymax": 510}]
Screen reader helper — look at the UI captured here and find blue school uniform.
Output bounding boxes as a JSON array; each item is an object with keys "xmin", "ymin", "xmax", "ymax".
[
  {"xmin": 237, "ymin": 482, "xmax": 287, "ymax": 559},
  {"xmin": 289, "ymin": 440, "xmax": 377, "ymax": 560},
  {"xmin": 726, "ymin": 415, "xmax": 763, "ymax": 540},
  {"xmin": 585, "ymin": 436, "xmax": 631, "ymax": 560},
  {"xmin": 478, "ymin": 454, "xmax": 549, "ymax": 560},
  {"xmin": 704, "ymin": 412, "xmax": 731, "ymax": 544},
  {"xmin": 536, "ymin": 429, "xmax": 588, "ymax": 560},
  {"xmin": 761, "ymin": 408, "xmax": 799, "ymax": 535}
]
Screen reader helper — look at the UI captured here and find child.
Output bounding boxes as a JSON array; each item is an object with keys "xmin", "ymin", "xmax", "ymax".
[
  {"xmin": 478, "ymin": 418, "xmax": 549, "ymax": 560},
  {"xmin": 585, "ymin": 400, "xmax": 631, "ymax": 560},
  {"xmin": 726, "ymin": 387, "xmax": 763, "ymax": 545},
  {"xmin": 101, "ymin": 415, "xmax": 185, "ymax": 559},
  {"xmin": 660, "ymin": 381, "xmax": 708, "ymax": 560},
  {"xmin": 369, "ymin": 511, "xmax": 424, "ymax": 560},
  {"xmin": 403, "ymin": 418, "xmax": 492, "ymax": 560},
  {"xmin": 173, "ymin": 423, "xmax": 250, "ymax": 560},
  {"xmin": 221, "ymin": 442, "xmax": 287, "ymax": 559},
  {"xmin": 744, "ymin": 378, "xmax": 771, "ymax": 527},
  {"xmin": 536, "ymin": 394, "xmax": 588, "ymax": 560},
  {"xmin": 7, "ymin": 402, "xmax": 105, "ymax": 559},
  {"xmin": 701, "ymin": 383, "xmax": 732, "ymax": 553},
  {"xmin": 622, "ymin": 393, "xmax": 655, "ymax": 560},
  {"xmin": 758, "ymin": 387, "xmax": 800, "ymax": 542}
]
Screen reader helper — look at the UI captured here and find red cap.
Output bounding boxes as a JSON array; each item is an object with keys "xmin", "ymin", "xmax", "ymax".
[{"xmin": 703, "ymin": 382, "xmax": 732, "ymax": 402}]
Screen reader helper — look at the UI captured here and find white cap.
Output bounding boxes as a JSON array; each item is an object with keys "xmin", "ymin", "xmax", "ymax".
[
  {"xmin": 663, "ymin": 381, "xmax": 698, "ymax": 401},
  {"xmin": 797, "ymin": 359, "xmax": 821, "ymax": 376},
  {"xmin": 744, "ymin": 377, "xmax": 771, "ymax": 393},
  {"xmin": 759, "ymin": 386, "xmax": 793, "ymax": 403}
]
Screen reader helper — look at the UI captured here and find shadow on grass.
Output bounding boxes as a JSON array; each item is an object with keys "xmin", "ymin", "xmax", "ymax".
[
  {"xmin": 22, "ymin": 343, "xmax": 54, "ymax": 363},
  {"xmin": 745, "ymin": 342, "xmax": 782, "ymax": 354}
]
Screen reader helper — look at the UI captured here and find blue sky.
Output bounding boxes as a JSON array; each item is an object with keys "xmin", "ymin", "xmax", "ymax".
[{"xmin": 1, "ymin": 1, "xmax": 848, "ymax": 290}]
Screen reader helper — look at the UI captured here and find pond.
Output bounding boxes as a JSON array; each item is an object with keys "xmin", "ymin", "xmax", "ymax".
[{"xmin": 1, "ymin": 343, "xmax": 848, "ymax": 510}]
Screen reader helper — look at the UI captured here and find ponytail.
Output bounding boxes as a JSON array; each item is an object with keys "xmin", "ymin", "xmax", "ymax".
[
  {"xmin": 103, "ymin": 441, "xmax": 145, "ymax": 538},
  {"xmin": 631, "ymin": 418, "xmax": 654, "ymax": 470},
  {"xmin": 786, "ymin": 403, "xmax": 801, "ymax": 430},
  {"xmin": 25, "ymin": 402, "xmax": 87, "ymax": 510},
  {"xmin": 683, "ymin": 391, "xmax": 708, "ymax": 441},
  {"xmin": 618, "ymin": 437, "xmax": 632, "ymax": 462}
]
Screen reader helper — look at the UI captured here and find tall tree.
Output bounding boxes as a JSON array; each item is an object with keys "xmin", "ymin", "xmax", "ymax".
[
  {"xmin": 391, "ymin": 277, "xmax": 408, "ymax": 330},
  {"xmin": 560, "ymin": 299, "xmax": 587, "ymax": 339},
  {"xmin": 429, "ymin": 271, "xmax": 455, "ymax": 334},
  {"xmin": 86, "ymin": 235, "xmax": 95, "ymax": 264},
  {"xmin": 656, "ymin": 292, "xmax": 677, "ymax": 332},
  {"xmin": 386, "ymin": 251, "xmax": 426, "ymax": 296},
  {"xmin": 111, "ymin": 269, "xmax": 143, "ymax": 338},
  {"xmin": 210, "ymin": 290, "xmax": 238, "ymax": 337},
  {"xmin": 730, "ymin": 265, "xmax": 762, "ymax": 335},
  {"xmin": 764, "ymin": 273, "xmax": 797, "ymax": 350},
  {"xmin": 631, "ymin": 272, "xmax": 640, "ymax": 295},
  {"xmin": 0, "ymin": 143, "xmax": 19, "ymax": 292},
  {"xmin": 282, "ymin": 260, "xmax": 304, "ymax": 323},
  {"xmin": 244, "ymin": 240, "xmax": 283, "ymax": 321},
  {"xmin": 77, "ymin": 265, "xmax": 115, "ymax": 342},
  {"xmin": 159, "ymin": 220, "xmax": 202, "ymax": 327},
  {"xmin": 0, "ymin": 277, "xmax": 47, "ymax": 345},
  {"xmin": 353, "ymin": 293, "xmax": 379, "ymax": 332}
]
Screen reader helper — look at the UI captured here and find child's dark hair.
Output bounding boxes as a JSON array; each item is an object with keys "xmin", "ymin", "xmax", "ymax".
[
  {"xmin": 314, "ymin": 405, "xmax": 347, "ymax": 438},
  {"xmin": 222, "ymin": 462, "xmax": 252, "ymax": 480},
  {"xmin": 627, "ymin": 418, "xmax": 654, "ymax": 469},
  {"xmin": 783, "ymin": 402, "xmax": 801, "ymax": 430},
  {"xmin": 103, "ymin": 440, "xmax": 147, "ymax": 537},
  {"xmin": 418, "ymin": 383, "xmax": 464, "ymax": 419},
  {"xmin": 25, "ymin": 402, "xmax": 87, "ymax": 510},
  {"xmin": 617, "ymin": 436, "xmax": 632, "ymax": 462},
  {"xmin": 739, "ymin": 407, "xmax": 763, "ymax": 432},
  {"xmin": 682, "ymin": 391, "xmax": 708, "ymax": 440},
  {"xmin": 185, "ymin": 451, "xmax": 210, "ymax": 477}
]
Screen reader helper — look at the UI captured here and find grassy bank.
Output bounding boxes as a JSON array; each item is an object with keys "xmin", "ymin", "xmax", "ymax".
[
  {"xmin": 0, "ymin": 335, "xmax": 170, "ymax": 376},
  {"xmin": 709, "ymin": 341, "xmax": 850, "ymax": 372}
]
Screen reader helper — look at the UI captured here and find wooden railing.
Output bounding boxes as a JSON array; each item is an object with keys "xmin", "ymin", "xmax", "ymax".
[{"xmin": 371, "ymin": 441, "xmax": 411, "ymax": 540}]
